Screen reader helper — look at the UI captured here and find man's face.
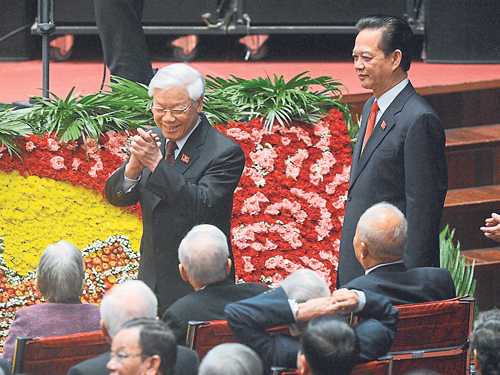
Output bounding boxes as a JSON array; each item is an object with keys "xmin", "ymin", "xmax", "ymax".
[
  {"xmin": 152, "ymin": 87, "xmax": 203, "ymax": 142},
  {"xmin": 107, "ymin": 328, "xmax": 151, "ymax": 375},
  {"xmin": 352, "ymin": 28, "xmax": 397, "ymax": 98}
]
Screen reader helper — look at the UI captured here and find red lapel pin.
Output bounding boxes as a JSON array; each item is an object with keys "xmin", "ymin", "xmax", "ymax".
[
  {"xmin": 181, "ymin": 154, "xmax": 190, "ymax": 163},
  {"xmin": 381, "ymin": 121, "xmax": 387, "ymax": 130}
]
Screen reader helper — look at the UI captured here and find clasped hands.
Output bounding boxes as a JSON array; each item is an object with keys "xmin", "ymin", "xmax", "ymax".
[
  {"xmin": 125, "ymin": 128, "xmax": 162, "ymax": 179},
  {"xmin": 480, "ymin": 213, "xmax": 500, "ymax": 242},
  {"xmin": 295, "ymin": 288, "xmax": 359, "ymax": 322}
]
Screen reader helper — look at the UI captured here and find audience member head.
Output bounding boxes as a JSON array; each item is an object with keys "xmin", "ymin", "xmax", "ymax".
[
  {"xmin": 471, "ymin": 309, "xmax": 500, "ymax": 375},
  {"xmin": 355, "ymin": 15, "xmax": 414, "ymax": 72},
  {"xmin": 148, "ymin": 63, "xmax": 205, "ymax": 100},
  {"xmin": 281, "ymin": 269, "xmax": 330, "ymax": 302},
  {"xmin": 36, "ymin": 240, "xmax": 85, "ymax": 303},
  {"xmin": 198, "ymin": 343, "xmax": 263, "ymax": 375},
  {"xmin": 298, "ymin": 315, "xmax": 359, "ymax": 375},
  {"xmin": 107, "ymin": 318, "xmax": 177, "ymax": 375},
  {"xmin": 100, "ymin": 280, "xmax": 157, "ymax": 342},
  {"xmin": 353, "ymin": 202, "xmax": 407, "ymax": 270},
  {"xmin": 178, "ymin": 224, "xmax": 231, "ymax": 290},
  {"xmin": 403, "ymin": 370, "xmax": 441, "ymax": 375}
]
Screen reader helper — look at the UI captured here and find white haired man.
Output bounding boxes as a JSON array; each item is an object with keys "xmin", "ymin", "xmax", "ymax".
[
  {"xmin": 105, "ymin": 63, "xmax": 245, "ymax": 313},
  {"xmin": 162, "ymin": 224, "xmax": 268, "ymax": 344},
  {"xmin": 343, "ymin": 202, "xmax": 456, "ymax": 305},
  {"xmin": 67, "ymin": 280, "xmax": 199, "ymax": 375}
]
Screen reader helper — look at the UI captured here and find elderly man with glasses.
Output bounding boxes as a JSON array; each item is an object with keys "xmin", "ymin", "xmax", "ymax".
[{"xmin": 105, "ymin": 63, "xmax": 245, "ymax": 315}]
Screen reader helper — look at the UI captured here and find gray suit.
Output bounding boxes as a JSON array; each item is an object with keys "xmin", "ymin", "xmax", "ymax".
[
  {"xmin": 105, "ymin": 114, "xmax": 245, "ymax": 313},
  {"xmin": 338, "ymin": 82, "xmax": 448, "ymax": 286}
]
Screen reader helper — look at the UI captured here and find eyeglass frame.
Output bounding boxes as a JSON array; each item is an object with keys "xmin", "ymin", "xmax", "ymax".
[
  {"xmin": 110, "ymin": 351, "xmax": 151, "ymax": 362},
  {"xmin": 150, "ymin": 101, "xmax": 194, "ymax": 117}
]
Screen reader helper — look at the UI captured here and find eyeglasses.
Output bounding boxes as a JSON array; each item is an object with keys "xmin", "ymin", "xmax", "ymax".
[
  {"xmin": 151, "ymin": 101, "xmax": 193, "ymax": 117},
  {"xmin": 110, "ymin": 351, "xmax": 149, "ymax": 362}
]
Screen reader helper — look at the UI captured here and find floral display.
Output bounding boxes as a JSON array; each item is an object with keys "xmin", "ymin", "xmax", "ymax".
[
  {"xmin": 0, "ymin": 109, "xmax": 351, "ymax": 349},
  {"xmin": 216, "ymin": 109, "xmax": 352, "ymax": 288}
]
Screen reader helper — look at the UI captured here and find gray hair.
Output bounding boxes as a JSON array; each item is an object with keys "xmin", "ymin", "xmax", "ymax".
[
  {"xmin": 281, "ymin": 269, "xmax": 330, "ymax": 303},
  {"xmin": 198, "ymin": 343, "xmax": 263, "ymax": 375},
  {"xmin": 178, "ymin": 224, "xmax": 229, "ymax": 287},
  {"xmin": 148, "ymin": 63, "xmax": 205, "ymax": 99},
  {"xmin": 357, "ymin": 202, "xmax": 407, "ymax": 261},
  {"xmin": 100, "ymin": 280, "xmax": 157, "ymax": 339},
  {"xmin": 36, "ymin": 241, "xmax": 85, "ymax": 303}
]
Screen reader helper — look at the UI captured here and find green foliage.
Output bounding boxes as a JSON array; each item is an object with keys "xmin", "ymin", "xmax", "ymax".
[
  {"xmin": 204, "ymin": 72, "xmax": 352, "ymax": 130},
  {"xmin": 440, "ymin": 225, "xmax": 476, "ymax": 298},
  {"xmin": 0, "ymin": 104, "xmax": 34, "ymax": 157}
]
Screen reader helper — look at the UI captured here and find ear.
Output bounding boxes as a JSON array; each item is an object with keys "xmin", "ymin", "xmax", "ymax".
[
  {"xmin": 225, "ymin": 259, "xmax": 232, "ymax": 277},
  {"xmin": 359, "ymin": 241, "xmax": 369, "ymax": 259},
  {"xmin": 100, "ymin": 320, "xmax": 112, "ymax": 343},
  {"xmin": 297, "ymin": 353, "xmax": 310, "ymax": 375},
  {"xmin": 179, "ymin": 264, "xmax": 189, "ymax": 282},
  {"xmin": 391, "ymin": 49, "xmax": 403, "ymax": 70},
  {"xmin": 195, "ymin": 96, "xmax": 203, "ymax": 113},
  {"xmin": 144, "ymin": 355, "xmax": 162, "ymax": 375},
  {"xmin": 474, "ymin": 349, "xmax": 481, "ymax": 374}
]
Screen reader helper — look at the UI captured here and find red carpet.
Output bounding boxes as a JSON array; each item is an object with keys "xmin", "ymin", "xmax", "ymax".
[{"xmin": 1, "ymin": 59, "xmax": 500, "ymax": 104}]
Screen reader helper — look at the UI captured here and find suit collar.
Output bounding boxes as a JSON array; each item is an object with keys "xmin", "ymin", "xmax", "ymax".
[
  {"xmin": 366, "ymin": 261, "xmax": 407, "ymax": 274},
  {"xmin": 349, "ymin": 82, "xmax": 416, "ymax": 189}
]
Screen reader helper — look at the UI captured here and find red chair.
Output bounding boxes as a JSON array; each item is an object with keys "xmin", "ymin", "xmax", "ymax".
[
  {"xmin": 389, "ymin": 296, "xmax": 475, "ymax": 374},
  {"xmin": 186, "ymin": 320, "xmax": 290, "ymax": 361},
  {"xmin": 270, "ymin": 355, "xmax": 393, "ymax": 375},
  {"xmin": 12, "ymin": 330, "xmax": 110, "ymax": 375}
]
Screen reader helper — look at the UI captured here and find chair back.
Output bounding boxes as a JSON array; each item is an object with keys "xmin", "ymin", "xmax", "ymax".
[
  {"xmin": 187, "ymin": 320, "xmax": 290, "ymax": 360},
  {"xmin": 12, "ymin": 330, "xmax": 110, "ymax": 375},
  {"xmin": 389, "ymin": 296, "xmax": 475, "ymax": 375}
]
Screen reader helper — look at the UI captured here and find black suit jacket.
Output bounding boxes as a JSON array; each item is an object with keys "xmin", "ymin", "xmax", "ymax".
[
  {"xmin": 66, "ymin": 346, "xmax": 199, "ymax": 375},
  {"xmin": 343, "ymin": 263, "xmax": 456, "ymax": 305},
  {"xmin": 225, "ymin": 287, "xmax": 398, "ymax": 375},
  {"xmin": 105, "ymin": 114, "xmax": 245, "ymax": 312},
  {"xmin": 162, "ymin": 278, "xmax": 269, "ymax": 345},
  {"xmin": 338, "ymin": 82, "xmax": 448, "ymax": 286}
]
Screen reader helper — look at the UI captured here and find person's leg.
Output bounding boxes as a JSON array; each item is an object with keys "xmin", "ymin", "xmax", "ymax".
[{"xmin": 93, "ymin": 0, "xmax": 154, "ymax": 85}]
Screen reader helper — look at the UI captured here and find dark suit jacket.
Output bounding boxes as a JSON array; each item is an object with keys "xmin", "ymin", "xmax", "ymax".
[
  {"xmin": 343, "ymin": 263, "xmax": 456, "ymax": 305},
  {"xmin": 66, "ymin": 346, "xmax": 199, "ymax": 375},
  {"xmin": 338, "ymin": 82, "xmax": 448, "ymax": 286},
  {"xmin": 225, "ymin": 287, "xmax": 399, "ymax": 375},
  {"xmin": 162, "ymin": 278, "xmax": 269, "ymax": 344},
  {"xmin": 105, "ymin": 114, "xmax": 245, "ymax": 313}
]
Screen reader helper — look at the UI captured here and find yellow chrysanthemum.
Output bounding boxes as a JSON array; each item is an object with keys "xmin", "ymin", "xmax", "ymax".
[{"xmin": 0, "ymin": 170, "xmax": 142, "ymax": 276}]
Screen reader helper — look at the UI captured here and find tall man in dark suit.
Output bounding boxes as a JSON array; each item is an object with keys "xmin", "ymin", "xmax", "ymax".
[
  {"xmin": 338, "ymin": 15, "xmax": 448, "ymax": 286},
  {"xmin": 162, "ymin": 224, "xmax": 269, "ymax": 344},
  {"xmin": 343, "ymin": 202, "xmax": 456, "ymax": 305},
  {"xmin": 105, "ymin": 63, "xmax": 245, "ymax": 313},
  {"xmin": 225, "ymin": 269, "xmax": 398, "ymax": 375},
  {"xmin": 66, "ymin": 280, "xmax": 199, "ymax": 375}
]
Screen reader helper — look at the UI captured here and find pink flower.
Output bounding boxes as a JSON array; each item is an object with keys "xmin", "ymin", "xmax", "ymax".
[
  {"xmin": 88, "ymin": 159, "xmax": 103, "ymax": 178},
  {"xmin": 50, "ymin": 156, "xmax": 66, "ymax": 170},
  {"xmin": 72, "ymin": 158, "xmax": 82, "ymax": 170},
  {"xmin": 281, "ymin": 137, "xmax": 291, "ymax": 146},
  {"xmin": 46, "ymin": 138, "xmax": 60, "ymax": 151},
  {"xmin": 227, "ymin": 128, "xmax": 252, "ymax": 141},
  {"xmin": 25, "ymin": 141, "xmax": 36, "ymax": 152},
  {"xmin": 242, "ymin": 256, "xmax": 255, "ymax": 273}
]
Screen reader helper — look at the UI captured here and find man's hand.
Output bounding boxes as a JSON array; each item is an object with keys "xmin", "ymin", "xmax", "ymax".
[
  {"xmin": 481, "ymin": 213, "xmax": 500, "ymax": 242},
  {"xmin": 128, "ymin": 128, "xmax": 163, "ymax": 173},
  {"xmin": 295, "ymin": 288, "xmax": 359, "ymax": 322}
]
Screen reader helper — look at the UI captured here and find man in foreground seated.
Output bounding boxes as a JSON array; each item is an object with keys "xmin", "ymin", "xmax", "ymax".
[
  {"xmin": 162, "ymin": 224, "xmax": 268, "ymax": 344},
  {"xmin": 471, "ymin": 309, "xmax": 500, "ymax": 375},
  {"xmin": 107, "ymin": 319, "xmax": 176, "ymax": 375},
  {"xmin": 67, "ymin": 280, "xmax": 199, "ymax": 375},
  {"xmin": 225, "ymin": 269, "xmax": 398, "ymax": 375},
  {"xmin": 198, "ymin": 343, "xmax": 263, "ymax": 375},
  {"xmin": 297, "ymin": 315, "xmax": 359, "ymax": 375},
  {"xmin": 343, "ymin": 202, "xmax": 456, "ymax": 305}
]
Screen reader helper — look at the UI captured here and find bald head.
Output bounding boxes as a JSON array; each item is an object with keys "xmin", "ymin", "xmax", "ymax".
[{"xmin": 353, "ymin": 202, "xmax": 407, "ymax": 269}]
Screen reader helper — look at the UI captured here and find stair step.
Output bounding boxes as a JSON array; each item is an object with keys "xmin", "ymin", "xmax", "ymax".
[
  {"xmin": 445, "ymin": 124, "xmax": 500, "ymax": 152},
  {"xmin": 444, "ymin": 186, "xmax": 500, "ymax": 213}
]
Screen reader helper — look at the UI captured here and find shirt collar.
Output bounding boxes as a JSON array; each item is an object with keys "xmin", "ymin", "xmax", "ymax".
[
  {"xmin": 376, "ymin": 78, "xmax": 409, "ymax": 119},
  {"xmin": 365, "ymin": 260, "xmax": 404, "ymax": 274},
  {"xmin": 167, "ymin": 115, "xmax": 201, "ymax": 156}
]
